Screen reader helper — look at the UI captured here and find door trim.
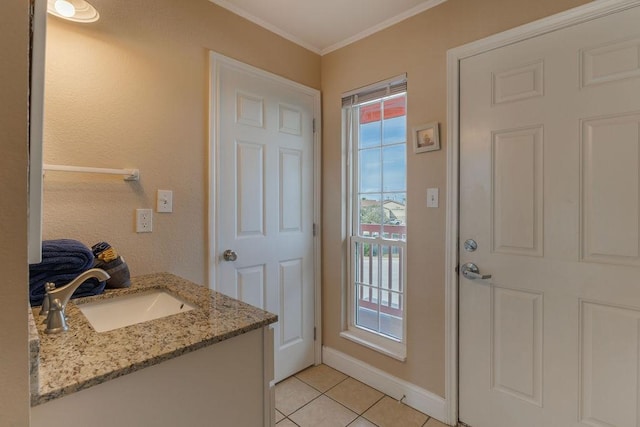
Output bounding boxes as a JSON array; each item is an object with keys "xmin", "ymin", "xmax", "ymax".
[
  {"xmin": 208, "ymin": 52, "xmax": 323, "ymax": 365},
  {"xmin": 445, "ymin": 0, "xmax": 640, "ymax": 424}
]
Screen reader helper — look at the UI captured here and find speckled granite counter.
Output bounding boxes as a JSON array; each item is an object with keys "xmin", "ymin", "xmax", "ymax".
[
  {"xmin": 28, "ymin": 307, "xmax": 40, "ymax": 396},
  {"xmin": 30, "ymin": 272, "xmax": 277, "ymax": 406}
]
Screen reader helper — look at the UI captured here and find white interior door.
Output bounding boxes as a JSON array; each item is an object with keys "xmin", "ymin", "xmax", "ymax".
[
  {"xmin": 211, "ymin": 55, "xmax": 317, "ymax": 382},
  {"xmin": 459, "ymin": 6, "xmax": 640, "ymax": 427}
]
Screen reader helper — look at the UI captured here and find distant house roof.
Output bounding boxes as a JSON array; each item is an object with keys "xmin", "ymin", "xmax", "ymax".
[
  {"xmin": 361, "ymin": 199, "xmax": 406, "ymax": 208},
  {"xmin": 383, "ymin": 200, "xmax": 405, "ymax": 208},
  {"xmin": 360, "ymin": 199, "xmax": 380, "ymax": 207}
]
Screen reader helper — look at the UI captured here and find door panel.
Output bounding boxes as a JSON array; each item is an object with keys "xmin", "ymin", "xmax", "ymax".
[
  {"xmin": 213, "ymin": 57, "xmax": 316, "ymax": 382},
  {"xmin": 491, "ymin": 126, "xmax": 543, "ymax": 256},
  {"xmin": 459, "ymin": 5, "xmax": 640, "ymax": 427},
  {"xmin": 581, "ymin": 113, "xmax": 640, "ymax": 264},
  {"xmin": 280, "ymin": 148, "xmax": 303, "ymax": 232},
  {"xmin": 491, "ymin": 286, "xmax": 543, "ymax": 407},
  {"xmin": 580, "ymin": 37, "xmax": 640, "ymax": 87},
  {"xmin": 236, "ymin": 141, "xmax": 265, "ymax": 236},
  {"xmin": 280, "ymin": 258, "xmax": 304, "ymax": 347},
  {"xmin": 580, "ymin": 301, "xmax": 640, "ymax": 427},
  {"xmin": 236, "ymin": 265, "xmax": 265, "ymax": 309}
]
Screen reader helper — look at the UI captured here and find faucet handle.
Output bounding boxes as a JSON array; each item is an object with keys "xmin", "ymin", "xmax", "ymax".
[{"xmin": 39, "ymin": 282, "xmax": 56, "ymax": 317}]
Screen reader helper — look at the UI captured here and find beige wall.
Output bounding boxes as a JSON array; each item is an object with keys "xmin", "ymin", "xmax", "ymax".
[
  {"xmin": 0, "ymin": 0, "xmax": 30, "ymax": 425},
  {"xmin": 43, "ymin": 0, "xmax": 320, "ymax": 286},
  {"xmin": 320, "ymin": 0, "xmax": 590, "ymax": 396},
  {"xmin": 39, "ymin": 0, "xmax": 594, "ymax": 411}
]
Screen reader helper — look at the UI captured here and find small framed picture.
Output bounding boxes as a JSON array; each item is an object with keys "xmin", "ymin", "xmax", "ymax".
[{"xmin": 413, "ymin": 122, "xmax": 440, "ymax": 153}]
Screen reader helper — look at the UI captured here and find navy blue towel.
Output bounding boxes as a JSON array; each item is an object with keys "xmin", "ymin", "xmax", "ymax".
[
  {"xmin": 29, "ymin": 239, "xmax": 94, "ymax": 273},
  {"xmin": 28, "ymin": 273, "xmax": 106, "ymax": 306},
  {"xmin": 29, "ymin": 239, "xmax": 106, "ymax": 306}
]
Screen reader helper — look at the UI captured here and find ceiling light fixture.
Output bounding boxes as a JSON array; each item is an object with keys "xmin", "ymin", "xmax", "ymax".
[{"xmin": 47, "ymin": 0, "xmax": 100, "ymax": 23}]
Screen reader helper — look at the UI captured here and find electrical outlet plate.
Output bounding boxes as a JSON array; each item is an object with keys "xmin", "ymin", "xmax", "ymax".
[
  {"xmin": 136, "ymin": 209, "xmax": 153, "ymax": 233},
  {"xmin": 157, "ymin": 189, "xmax": 173, "ymax": 213}
]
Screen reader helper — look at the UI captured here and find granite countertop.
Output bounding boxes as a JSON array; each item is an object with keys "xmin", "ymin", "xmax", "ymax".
[{"xmin": 30, "ymin": 272, "xmax": 277, "ymax": 406}]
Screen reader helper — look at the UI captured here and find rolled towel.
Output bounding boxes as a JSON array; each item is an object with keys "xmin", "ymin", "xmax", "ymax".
[
  {"xmin": 29, "ymin": 274, "xmax": 106, "ymax": 306},
  {"xmin": 29, "ymin": 239, "xmax": 94, "ymax": 273},
  {"xmin": 29, "ymin": 239, "xmax": 105, "ymax": 306}
]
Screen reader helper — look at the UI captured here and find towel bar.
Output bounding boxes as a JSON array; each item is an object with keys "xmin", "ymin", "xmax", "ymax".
[{"xmin": 43, "ymin": 164, "xmax": 140, "ymax": 181}]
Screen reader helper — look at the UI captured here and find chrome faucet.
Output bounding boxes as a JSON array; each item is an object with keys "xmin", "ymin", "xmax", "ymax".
[{"xmin": 43, "ymin": 268, "xmax": 110, "ymax": 334}]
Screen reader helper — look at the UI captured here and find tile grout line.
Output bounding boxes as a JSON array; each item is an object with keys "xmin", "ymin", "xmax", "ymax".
[
  {"xmin": 278, "ymin": 388, "xmax": 424, "ymax": 427},
  {"xmin": 349, "ymin": 393, "xmax": 386, "ymax": 426},
  {"xmin": 285, "ymin": 372, "xmax": 353, "ymax": 423},
  {"xmin": 278, "ymin": 376, "xmax": 324, "ymax": 419},
  {"xmin": 285, "ymin": 393, "xmax": 322, "ymax": 421},
  {"xmin": 314, "ymin": 374, "xmax": 386, "ymax": 426},
  {"xmin": 283, "ymin": 375, "xmax": 366, "ymax": 426},
  {"xmin": 294, "ymin": 371, "xmax": 349, "ymax": 393},
  {"xmin": 279, "ymin": 365, "xmax": 431, "ymax": 426},
  {"xmin": 296, "ymin": 370, "xmax": 383, "ymax": 410},
  {"xmin": 320, "ymin": 392, "xmax": 370, "ymax": 423},
  {"xmin": 320, "ymin": 374, "xmax": 387, "ymax": 426}
]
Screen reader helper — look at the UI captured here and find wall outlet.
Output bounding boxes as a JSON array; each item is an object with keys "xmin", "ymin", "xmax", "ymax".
[
  {"xmin": 157, "ymin": 189, "xmax": 173, "ymax": 213},
  {"xmin": 136, "ymin": 209, "xmax": 153, "ymax": 232}
]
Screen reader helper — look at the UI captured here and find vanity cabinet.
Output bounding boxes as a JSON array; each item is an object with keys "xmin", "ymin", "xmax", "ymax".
[
  {"xmin": 31, "ymin": 327, "xmax": 275, "ymax": 426},
  {"xmin": 30, "ymin": 274, "xmax": 277, "ymax": 427}
]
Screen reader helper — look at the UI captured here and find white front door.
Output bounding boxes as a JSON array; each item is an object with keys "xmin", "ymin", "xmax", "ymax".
[
  {"xmin": 459, "ymin": 5, "xmax": 640, "ymax": 427},
  {"xmin": 211, "ymin": 55, "xmax": 317, "ymax": 382}
]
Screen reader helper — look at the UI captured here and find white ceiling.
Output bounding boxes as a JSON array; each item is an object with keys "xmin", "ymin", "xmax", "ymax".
[{"xmin": 208, "ymin": 0, "xmax": 447, "ymax": 55}]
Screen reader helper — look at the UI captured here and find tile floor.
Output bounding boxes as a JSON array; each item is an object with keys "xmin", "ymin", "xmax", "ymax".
[{"xmin": 275, "ymin": 364, "xmax": 448, "ymax": 427}]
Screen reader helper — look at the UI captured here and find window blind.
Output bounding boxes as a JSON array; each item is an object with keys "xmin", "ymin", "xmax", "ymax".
[{"xmin": 341, "ymin": 74, "xmax": 407, "ymax": 108}]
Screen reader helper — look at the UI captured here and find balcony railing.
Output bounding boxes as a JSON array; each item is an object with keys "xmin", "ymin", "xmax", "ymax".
[{"xmin": 351, "ymin": 235, "xmax": 405, "ymax": 341}]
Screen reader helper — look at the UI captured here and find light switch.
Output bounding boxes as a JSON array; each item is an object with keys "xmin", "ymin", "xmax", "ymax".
[
  {"xmin": 157, "ymin": 190, "xmax": 173, "ymax": 213},
  {"xmin": 427, "ymin": 188, "xmax": 439, "ymax": 208}
]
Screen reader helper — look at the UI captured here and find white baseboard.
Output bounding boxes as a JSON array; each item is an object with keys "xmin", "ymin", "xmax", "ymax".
[{"xmin": 322, "ymin": 346, "xmax": 450, "ymax": 425}]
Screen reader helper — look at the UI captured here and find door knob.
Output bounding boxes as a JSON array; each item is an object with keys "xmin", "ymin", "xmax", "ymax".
[
  {"xmin": 222, "ymin": 249, "xmax": 238, "ymax": 262},
  {"xmin": 461, "ymin": 263, "xmax": 492, "ymax": 280}
]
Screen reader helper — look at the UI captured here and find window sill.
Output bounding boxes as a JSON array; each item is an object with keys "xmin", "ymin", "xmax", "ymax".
[{"xmin": 340, "ymin": 328, "xmax": 407, "ymax": 362}]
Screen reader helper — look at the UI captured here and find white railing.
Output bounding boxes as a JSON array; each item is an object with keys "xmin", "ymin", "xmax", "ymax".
[{"xmin": 351, "ymin": 236, "xmax": 406, "ymax": 340}]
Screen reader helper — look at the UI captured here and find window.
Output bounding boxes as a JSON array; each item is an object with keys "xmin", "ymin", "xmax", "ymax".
[{"xmin": 341, "ymin": 75, "xmax": 407, "ymax": 360}]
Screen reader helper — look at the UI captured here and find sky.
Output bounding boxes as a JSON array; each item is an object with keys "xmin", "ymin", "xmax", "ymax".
[{"xmin": 359, "ymin": 114, "xmax": 406, "ymax": 204}]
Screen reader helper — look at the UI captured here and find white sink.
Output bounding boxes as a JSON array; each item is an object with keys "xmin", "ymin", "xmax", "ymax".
[{"xmin": 78, "ymin": 290, "xmax": 197, "ymax": 332}]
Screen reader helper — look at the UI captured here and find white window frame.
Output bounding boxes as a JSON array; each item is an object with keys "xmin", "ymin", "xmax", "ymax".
[{"xmin": 340, "ymin": 76, "xmax": 408, "ymax": 361}]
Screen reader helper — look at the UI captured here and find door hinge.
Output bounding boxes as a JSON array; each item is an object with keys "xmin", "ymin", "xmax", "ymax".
[
  {"xmin": 313, "ymin": 118, "xmax": 316, "ymax": 133},
  {"xmin": 313, "ymin": 223, "xmax": 317, "ymax": 236},
  {"xmin": 314, "ymin": 327, "xmax": 317, "ymax": 341}
]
